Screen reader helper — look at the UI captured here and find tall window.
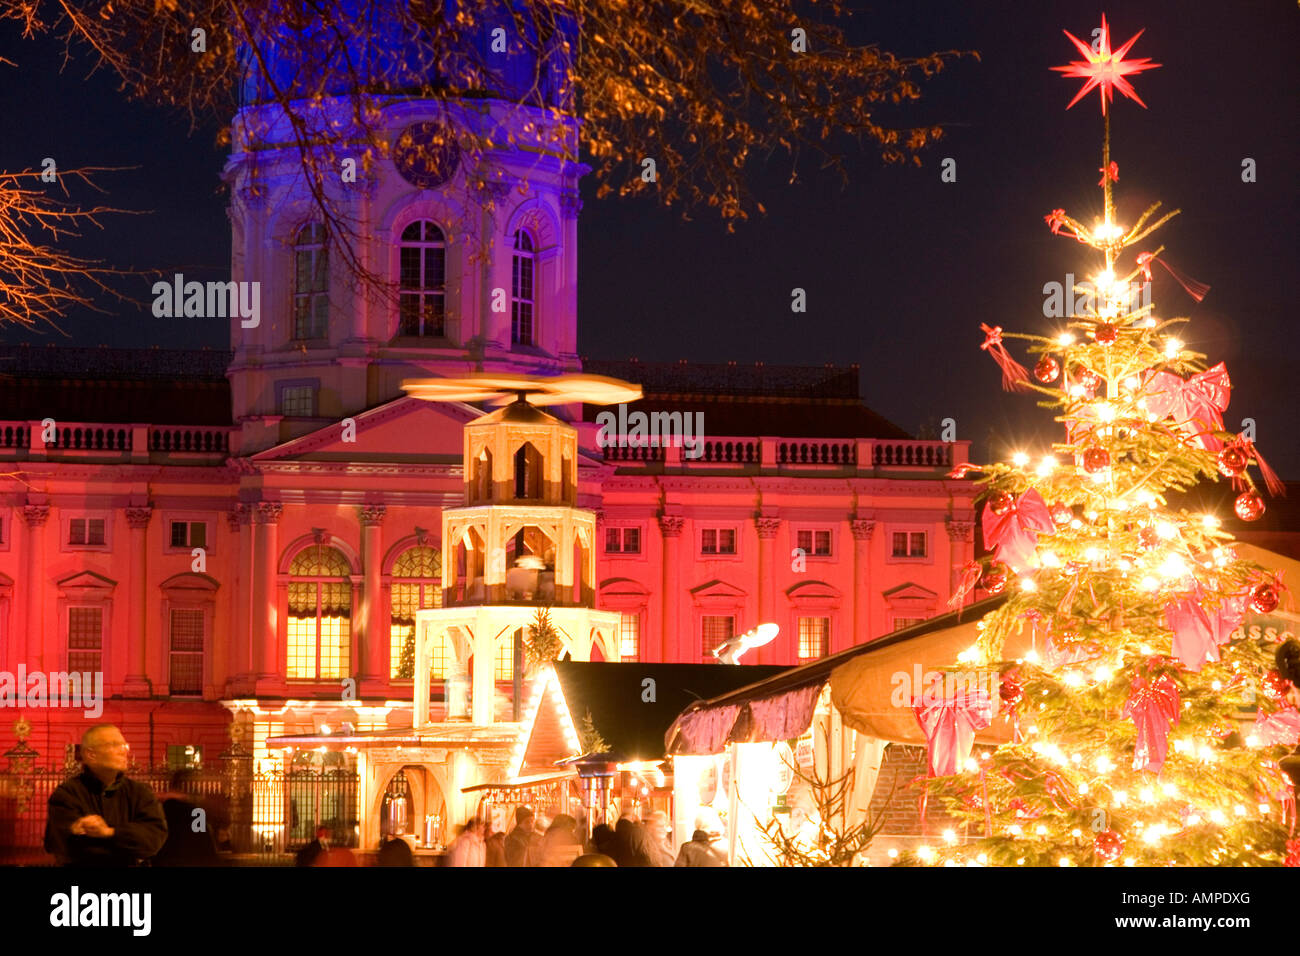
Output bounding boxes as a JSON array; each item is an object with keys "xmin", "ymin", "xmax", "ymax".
[
  {"xmin": 702, "ymin": 615, "xmax": 735, "ymax": 662},
  {"xmin": 169, "ymin": 609, "xmax": 205, "ymax": 695},
  {"xmin": 293, "ymin": 223, "xmax": 329, "ymax": 340},
  {"xmin": 390, "ymin": 546, "xmax": 443, "ymax": 679},
  {"xmin": 495, "ymin": 634, "xmax": 516, "ymax": 681},
  {"xmin": 619, "ymin": 612, "xmax": 640, "ymax": 661},
  {"xmin": 68, "ymin": 607, "xmax": 103, "ymax": 672},
  {"xmin": 511, "ymin": 230, "xmax": 534, "ymax": 346},
  {"xmin": 287, "ymin": 546, "xmax": 352, "ymax": 680},
  {"xmin": 398, "ymin": 220, "xmax": 446, "ymax": 337},
  {"xmin": 798, "ymin": 617, "xmax": 829, "ymax": 661}
]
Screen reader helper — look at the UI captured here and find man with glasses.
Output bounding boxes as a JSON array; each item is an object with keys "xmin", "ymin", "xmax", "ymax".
[{"xmin": 44, "ymin": 724, "xmax": 168, "ymax": 866}]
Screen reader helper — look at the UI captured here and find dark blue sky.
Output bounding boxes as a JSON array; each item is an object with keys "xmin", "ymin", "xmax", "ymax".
[{"xmin": 1, "ymin": 1, "xmax": 1296, "ymax": 474}]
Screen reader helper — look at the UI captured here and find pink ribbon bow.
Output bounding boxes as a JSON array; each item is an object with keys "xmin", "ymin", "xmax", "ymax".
[
  {"xmin": 1122, "ymin": 674, "xmax": 1181, "ymax": 772},
  {"xmin": 1098, "ymin": 162, "xmax": 1119, "ymax": 186},
  {"xmin": 1252, "ymin": 707, "xmax": 1300, "ymax": 747},
  {"xmin": 1141, "ymin": 362, "xmax": 1231, "ymax": 451},
  {"xmin": 980, "ymin": 324, "xmax": 1031, "ymax": 393},
  {"xmin": 1164, "ymin": 588, "xmax": 1248, "ymax": 672},
  {"xmin": 913, "ymin": 690, "xmax": 996, "ymax": 777},
  {"xmin": 982, "ymin": 488, "xmax": 1055, "ymax": 573},
  {"xmin": 1045, "ymin": 209, "xmax": 1068, "ymax": 235}
]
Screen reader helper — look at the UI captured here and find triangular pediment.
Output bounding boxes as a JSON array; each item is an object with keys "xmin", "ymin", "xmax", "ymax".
[
  {"xmin": 690, "ymin": 579, "xmax": 748, "ymax": 605},
  {"xmin": 250, "ymin": 396, "xmax": 481, "ymax": 463},
  {"xmin": 57, "ymin": 570, "xmax": 117, "ymax": 592},
  {"xmin": 882, "ymin": 582, "xmax": 939, "ymax": 604}
]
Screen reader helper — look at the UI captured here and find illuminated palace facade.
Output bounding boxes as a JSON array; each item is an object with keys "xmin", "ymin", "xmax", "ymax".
[{"xmin": 0, "ymin": 8, "xmax": 974, "ymax": 843}]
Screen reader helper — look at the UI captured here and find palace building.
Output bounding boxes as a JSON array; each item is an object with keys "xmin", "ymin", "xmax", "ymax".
[{"xmin": 0, "ymin": 7, "xmax": 974, "ymax": 855}]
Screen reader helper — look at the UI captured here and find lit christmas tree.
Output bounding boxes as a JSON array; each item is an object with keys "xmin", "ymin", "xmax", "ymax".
[{"xmin": 915, "ymin": 16, "xmax": 1298, "ymax": 867}]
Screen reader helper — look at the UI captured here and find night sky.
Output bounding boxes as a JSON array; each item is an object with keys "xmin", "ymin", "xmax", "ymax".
[{"xmin": 1, "ymin": 1, "xmax": 1296, "ymax": 473}]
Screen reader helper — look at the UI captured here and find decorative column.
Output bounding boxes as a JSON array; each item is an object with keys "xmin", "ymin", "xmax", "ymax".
[
  {"xmin": 755, "ymin": 517, "xmax": 781, "ymax": 661},
  {"xmin": 359, "ymin": 505, "xmax": 387, "ymax": 689},
  {"xmin": 228, "ymin": 505, "xmax": 253, "ymax": 693},
  {"xmin": 252, "ymin": 502, "xmax": 283, "ymax": 684},
  {"xmin": 659, "ymin": 516, "xmax": 685, "ymax": 662},
  {"xmin": 945, "ymin": 518, "xmax": 975, "ymax": 604},
  {"xmin": 850, "ymin": 519, "xmax": 875, "ymax": 646},
  {"xmin": 123, "ymin": 507, "xmax": 153, "ymax": 698},
  {"xmin": 20, "ymin": 506, "xmax": 49, "ymax": 670}
]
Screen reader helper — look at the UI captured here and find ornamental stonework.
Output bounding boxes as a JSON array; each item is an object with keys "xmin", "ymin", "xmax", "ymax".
[
  {"xmin": 125, "ymin": 507, "xmax": 154, "ymax": 529},
  {"xmin": 20, "ymin": 505, "xmax": 50, "ymax": 528},
  {"xmin": 850, "ymin": 519, "xmax": 875, "ymax": 541},
  {"xmin": 946, "ymin": 519, "xmax": 975, "ymax": 542},
  {"xmin": 359, "ymin": 504, "xmax": 387, "ymax": 527},
  {"xmin": 755, "ymin": 517, "xmax": 782, "ymax": 539},
  {"xmin": 253, "ymin": 502, "xmax": 283, "ymax": 525},
  {"xmin": 659, "ymin": 515, "xmax": 685, "ymax": 538}
]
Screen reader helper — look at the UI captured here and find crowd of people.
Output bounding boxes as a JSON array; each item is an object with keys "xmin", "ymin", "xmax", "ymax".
[{"xmin": 45, "ymin": 722, "xmax": 728, "ymax": 868}]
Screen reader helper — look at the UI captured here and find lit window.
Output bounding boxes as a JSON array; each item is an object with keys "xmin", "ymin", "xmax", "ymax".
[
  {"xmin": 293, "ymin": 223, "xmax": 329, "ymax": 340},
  {"xmin": 798, "ymin": 617, "xmax": 829, "ymax": 660},
  {"xmin": 511, "ymin": 230, "xmax": 535, "ymax": 347},
  {"xmin": 796, "ymin": 529, "xmax": 832, "ymax": 556},
  {"xmin": 166, "ymin": 745, "xmax": 202, "ymax": 771},
  {"xmin": 287, "ymin": 546, "xmax": 352, "ymax": 680},
  {"xmin": 169, "ymin": 521, "xmax": 207, "ymax": 549},
  {"xmin": 619, "ymin": 612, "xmax": 640, "ymax": 661},
  {"xmin": 169, "ymin": 609, "xmax": 204, "ymax": 695},
  {"xmin": 893, "ymin": 617, "xmax": 925, "ymax": 632},
  {"xmin": 389, "ymin": 546, "xmax": 443, "ymax": 679},
  {"xmin": 69, "ymin": 518, "xmax": 106, "ymax": 547},
  {"xmin": 68, "ymin": 607, "xmax": 103, "ymax": 672},
  {"xmin": 495, "ymin": 635, "xmax": 516, "ymax": 681},
  {"xmin": 605, "ymin": 527, "xmax": 641, "ymax": 554},
  {"xmin": 702, "ymin": 615, "xmax": 735, "ymax": 661},
  {"xmin": 280, "ymin": 385, "xmax": 315, "ymax": 417},
  {"xmin": 891, "ymin": 531, "xmax": 927, "ymax": 558},
  {"xmin": 398, "ymin": 220, "xmax": 446, "ymax": 337},
  {"xmin": 701, "ymin": 528, "xmax": 736, "ymax": 555}
]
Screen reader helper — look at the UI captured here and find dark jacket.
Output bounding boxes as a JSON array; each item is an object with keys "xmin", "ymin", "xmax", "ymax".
[
  {"xmin": 44, "ymin": 769, "xmax": 168, "ymax": 866},
  {"xmin": 504, "ymin": 825, "xmax": 540, "ymax": 867},
  {"xmin": 151, "ymin": 795, "xmax": 221, "ymax": 866}
]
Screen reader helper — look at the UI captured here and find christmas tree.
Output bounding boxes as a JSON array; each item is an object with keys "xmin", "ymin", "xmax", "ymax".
[{"xmin": 916, "ymin": 16, "xmax": 1297, "ymax": 867}]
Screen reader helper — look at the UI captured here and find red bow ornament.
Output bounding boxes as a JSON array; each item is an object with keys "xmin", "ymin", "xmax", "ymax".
[
  {"xmin": 1164, "ymin": 588, "xmax": 1248, "ymax": 672},
  {"xmin": 1252, "ymin": 707, "xmax": 1300, "ymax": 747},
  {"xmin": 1097, "ymin": 162, "xmax": 1119, "ymax": 186},
  {"xmin": 1141, "ymin": 362, "xmax": 1231, "ymax": 451},
  {"xmin": 1122, "ymin": 673, "xmax": 1180, "ymax": 772},
  {"xmin": 1045, "ymin": 209, "xmax": 1068, "ymax": 235},
  {"xmin": 983, "ymin": 488, "xmax": 1055, "ymax": 573},
  {"xmin": 979, "ymin": 324, "xmax": 1031, "ymax": 393},
  {"xmin": 913, "ymin": 690, "xmax": 996, "ymax": 777}
]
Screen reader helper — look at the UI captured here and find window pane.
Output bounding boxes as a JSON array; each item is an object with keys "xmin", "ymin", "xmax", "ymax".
[
  {"xmin": 170, "ymin": 522, "xmax": 188, "ymax": 548},
  {"xmin": 719, "ymin": 529, "xmax": 736, "ymax": 554},
  {"xmin": 796, "ymin": 530, "xmax": 811, "ymax": 552},
  {"xmin": 702, "ymin": 615, "xmax": 734, "ymax": 661},
  {"xmin": 69, "ymin": 519, "xmax": 85, "ymax": 545},
  {"xmin": 892, "ymin": 532, "xmax": 908, "ymax": 557},
  {"xmin": 798, "ymin": 617, "xmax": 829, "ymax": 659},
  {"xmin": 619, "ymin": 612, "xmax": 640, "ymax": 661},
  {"xmin": 190, "ymin": 522, "xmax": 206, "ymax": 549},
  {"xmin": 623, "ymin": 528, "xmax": 640, "ymax": 554},
  {"xmin": 170, "ymin": 609, "xmax": 205, "ymax": 652},
  {"xmin": 495, "ymin": 637, "xmax": 515, "ymax": 681},
  {"xmin": 605, "ymin": 527, "xmax": 621, "ymax": 553},
  {"xmin": 815, "ymin": 530, "xmax": 831, "ymax": 555},
  {"xmin": 701, "ymin": 529, "xmax": 716, "ymax": 553},
  {"xmin": 68, "ymin": 607, "xmax": 103, "ymax": 672},
  {"xmin": 424, "ymin": 247, "xmax": 445, "ymax": 288},
  {"xmin": 910, "ymin": 532, "xmax": 927, "ymax": 556},
  {"xmin": 399, "ymin": 247, "xmax": 421, "ymax": 288}
]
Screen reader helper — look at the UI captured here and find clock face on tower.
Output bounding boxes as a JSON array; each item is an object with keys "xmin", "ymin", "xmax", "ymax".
[{"xmin": 392, "ymin": 121, "xmax": 461, "ymax": 190}]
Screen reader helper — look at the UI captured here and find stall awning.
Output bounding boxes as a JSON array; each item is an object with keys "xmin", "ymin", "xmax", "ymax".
[
  {"xmin": 665, "ymin": 597, "xmax": 1008, "ymax": 755},
  {"xmin": 462, "ymin": 770, "xmax": 577, "ymax": 794}
]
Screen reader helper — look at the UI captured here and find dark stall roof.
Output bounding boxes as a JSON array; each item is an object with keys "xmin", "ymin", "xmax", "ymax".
[{"xmin": 551, "ymin": 661, "xmax": 789, "ymax": 762}]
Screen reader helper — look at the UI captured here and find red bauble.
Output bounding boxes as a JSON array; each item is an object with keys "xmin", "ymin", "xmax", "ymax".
[
  {"xmin": 1251, "ymin": 583, "xmax": 1280, "ymax": 615},
  {"xmin": 1095, "ymin": 323, "xmax": 1119, "ymax": 346},
  {"xmin": 981, "ymin": 563, "xmax": 1010, "ymax": 595},
  {"xmin": 1034, "ymin": 356, "xmax": 1061, "ymax": 384},
  {"xmin": 1217, "ymin": 445, "xmax": 1248, "ymax": 478},
  {"xmin": 987, "ymin": 491, "xmax": 1015, "ymax": 516},
  {"xmin": 1078, "ymin": 368, "xmax": 1103, "ymax": 393},
  {"xmin": 1263, "ymin": 670, "xmax": 1291, "ymax": 702},
  {"xmin": 1093, "ymin": 829, "xmax": 1124, "ymax": 863},
  {"xmin": 1082, "ymin": 446, "xmax": 1111, "ymax": 473},
  {"xmin": 1234, "ymin": 491, "xmax": 1265, "ymax": 522},
  {"xmin": 999, "ymin": 670, "xmax": 1024, "ymax": 709},
  {"xmin": 1050, "ymin": 503, "xmax": 1074, "ymax": 527},
  {"xmin": 1137, "ymin": 526, "xmax": 1159, "ymax": 550}
]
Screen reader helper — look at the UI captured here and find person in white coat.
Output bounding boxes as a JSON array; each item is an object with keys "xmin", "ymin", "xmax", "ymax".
[{"xmin": 444, "ymin": 818, "xmax": 486, "ymax": 867}]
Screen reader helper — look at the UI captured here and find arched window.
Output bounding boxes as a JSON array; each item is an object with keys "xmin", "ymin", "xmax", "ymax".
[
  {"xmin": 390, "ymin": 546, "xmax": 443, "ymax": 679},
  {"xmin": 398, "ymin": 221, "xmax": 446, "ymax": 337},
  {"xmin": 511, "ymin": 229, "xmax": 534, "ymax": 346},
  {"xmin": 293, "ymin": 223, "xmax": 329, "ymax": 340},
  {"xmin": 287, "ymin": 546, "xmax": 352, "ymax": 679}
]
